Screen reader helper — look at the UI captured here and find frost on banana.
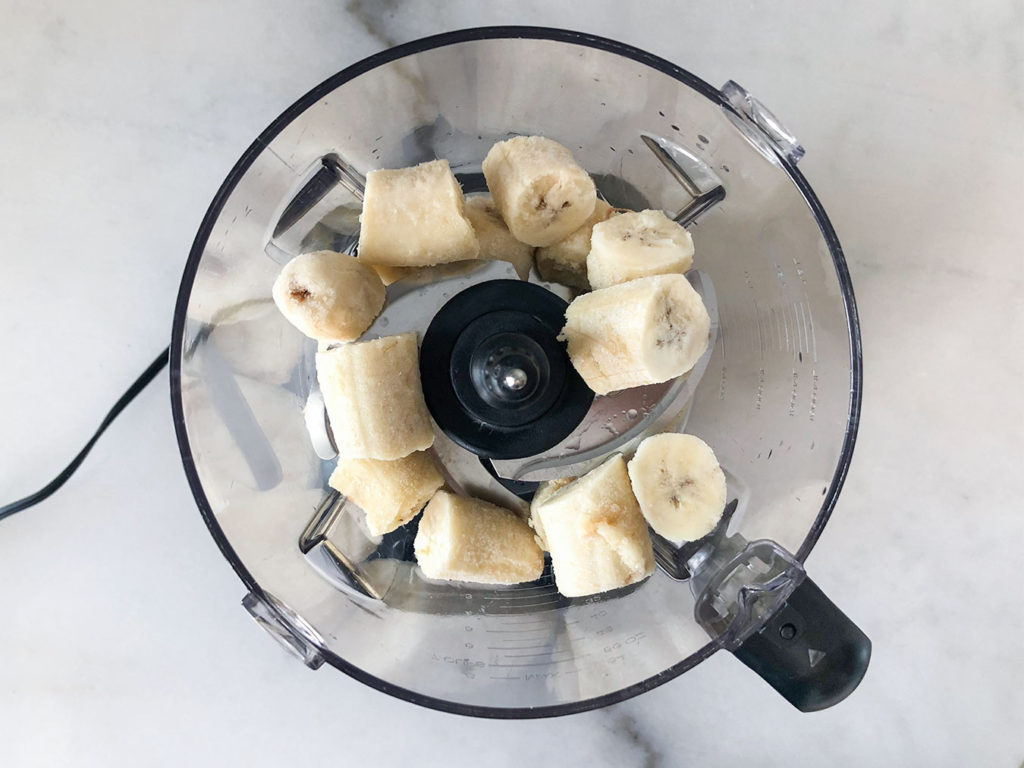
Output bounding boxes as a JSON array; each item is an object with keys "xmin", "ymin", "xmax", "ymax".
[
  {"xmin": 482, "ymin": 136, "xmax": 597, "ymax": 247},
  {"xmin": 627, "ymin": 433, "xmax": 727, "ymax": 542},
  {"xmin": 357, "ymin": 159, "xmax": 480, "ymax": 267},
  {"xmin": 316, "ymin": 332, "xmax": 434, "ymax": 460},
  {"xmin": 272, "ymin": 250, "xmax": 385, "ymax": 342},
  {"xmin": 414, "ymin": 490, "xmax": 544, "ymax": 585},
  {"xmin": 560, "ymin": 273, "xmax": 710, "ymax": 395},
  {"xmin": 587, "ymin": 209, "xmax": 694, "ymax": 289},
  {"xmin": 328, "ymin": 451, "xmax": 444, "ymax": 537},
  {"xmin": 535, "ymin": 199, "xmax": 618, "ymax": 290},
  {"xmin": 464, "ymin": 195, "xmax": 535, "ymax": 280},
  {"xmin": 533, "ymin": 455, "xmax": 654, "ymax": 597},
  {"xmin": 528, "ymin": 476, "xmax": 575, "ymax": 551}
]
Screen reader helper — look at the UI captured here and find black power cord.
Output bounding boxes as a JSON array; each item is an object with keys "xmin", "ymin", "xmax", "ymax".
[{"xmin": 0, "ymin": 347, "xmax": 170, "ymax": 522}]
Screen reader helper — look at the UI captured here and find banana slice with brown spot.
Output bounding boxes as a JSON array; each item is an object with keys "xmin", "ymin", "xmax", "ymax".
[
  {"xmin": 587, "ymin": 209, "xmax": 694, "ymax": 289},
  {"xmin": 272, "ymin": 250, "xmax": 385, "ymax": 342},
  {"xmin": 532, "ymin": 455, "xmax": 654, "ymax": 597},
  {"xmin": 559, "ymin": 273, "xmax": 710, "ymax": 395},
  {"xmin": 627, "ymin": 433, "xmax": 727, "ymax": 542},
  {"xmin": 482, "ymin": 136, "xmax": 597, "ymax": 247}
]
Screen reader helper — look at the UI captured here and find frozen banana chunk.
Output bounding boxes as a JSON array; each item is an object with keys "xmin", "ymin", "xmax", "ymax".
[
  {"xmin": 627, "ymin": 433, "xmax": 727, "ymax": 542},
  {"xmin": 528, "ymin": 476, "xmax": 576, "ymax": 550},
  {"xmin": 329, "ymin": 451, "xmax": 444, "ymax": 537},
  {"xmin": 560, "ymin": 273, "xmax": 710, "ymax": 395},
  {"xmin": 414, "ymin": 491, "xmax": 544, "ymax": 585},
  {"xmin": 533, "ymin": 455, "xmax": 654, "ymax": 597},
  {"xmin": 464, "ymin": 195, "xmax": 534, "ymax": 280},
  {"xmin": 535, "ymin": 199, "xmax": 615, "ymax": 290},
  {"xmin": 316, "ymin": 332, "xmax": 434, "ymax": 459},
  {"xmin": 272, "ymin": 250, "xmax": 385, "ymax": 342},
  {"xmin": 587, "ymin": 209, "xmax": 694, "ymax": 289},
  {"xmin": 369, "ymin": 260, "xmax": 481, "ymax": 286},
  {"xmin": 482, "ymin": 136, "xmax": 597, "ymax": 247},
  {"xmin": 358, "ymin": 159, "xmax": 480, "ymax": 267}
]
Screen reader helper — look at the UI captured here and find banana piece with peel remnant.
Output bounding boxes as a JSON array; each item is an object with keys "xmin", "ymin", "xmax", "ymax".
[
  {"xmin": 464, "ymin": 194, "xmax": 535, "ymax": 280},
  {"xmin": 535, "ymin": 199, "xmax": 618, "ymax": 290},
  {"xmin": 627, "ymin": 433, "xmax": 727, "ymax": 542},
  {"xmin": 560, "ymin": 273, "xmax": 710, "ymax": 395},
  {"xmin": 357, "ymin": 159, "xmax": 480, "ymax": 267},
  {"xmin": 329, "ymin": 451, "xmax": 444, "ymax": 537},
  {"xmin": 482, "ymin": 136, "xmax": 597, "ymax": 247},
  {"xmin": 587, "ymin": 209, "xmax": 694, "ymax": 290},
  {"xmin": 272, "ymin": 250, "xmax": 385, "ymax": 342},
  {"xmin": 533, "ymin": 455, "xmax": 655, "ymax": 597},
  {"xmin": 414, "ymin": 490, "xmax": 544, "ymax": 585},
  {"xmin": 316, "ymin": 332, "xmax": 434, "ymax": 460}
]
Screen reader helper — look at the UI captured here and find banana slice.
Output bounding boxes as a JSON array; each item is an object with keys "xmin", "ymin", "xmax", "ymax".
[
  {"xmin": 533, "ymin": 455, "xmax": 654, "ymax": 597},
  {"xmin": 464, "ymin": 195, "xmax": 534, "ymax": 280},
  {"xmin": 482, "ymin": 136, "xmax": 597, "ymax": 247},
  {"xmin": 328, "ymin": 451, "xmax": 444, "ymax": 537},
  {"xmin": 414, "ymin": 490, "xmax": 544, "ymax": 585},
  {"xmin": 272, "ymin": 250, "xmax": 385, "ymax": 342},
  {"xmin": 560, "ymin": 273, "xmax": 710, "ymax": 395},
  {"xmin": 316, "ymin": 332, "xmax": 434, "ymax": 459},
  {"xmin": 528, "ymin": 476, "xmax": 576, "ymax": 550},
  {"xmin": 357, "ymin": 159, "xmax": 480, "ymax": 267},
  {"xmin": 535, "ymin": 200, "xmax": 616, "ymax": 290},
  {"xmin": 587, "ymin": 209, "xmax": 694, "ymax": 290},
  {"xmin": 627, "ymin": 433, "xmax": 727, "ymax": 542}
]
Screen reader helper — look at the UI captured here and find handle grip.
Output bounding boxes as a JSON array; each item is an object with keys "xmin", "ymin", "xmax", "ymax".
[
  {"xmin": 690, "ymin": 537, "xmax": 870, "ymax": 711},
  {"xmin": 733, "ymin": 576, "xmax": 871, "ymax": 712}
]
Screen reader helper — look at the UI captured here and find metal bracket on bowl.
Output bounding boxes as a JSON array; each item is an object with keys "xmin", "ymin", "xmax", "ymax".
[
  {"xmin": 640, "ymin": 134, "xmax": 726, "ymax": 227},
  {"xmin": 298, "ymin": 491, "xmax": 388, "ymax": 600},
  {"xmin": 242, "ymin": 590, "xmax": 326, "ymax": 669}
]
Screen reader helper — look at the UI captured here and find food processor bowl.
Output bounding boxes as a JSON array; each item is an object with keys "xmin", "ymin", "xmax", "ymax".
[{"xmin": 171, "ymin": 27, "xmax": 867, "ymax": 717}]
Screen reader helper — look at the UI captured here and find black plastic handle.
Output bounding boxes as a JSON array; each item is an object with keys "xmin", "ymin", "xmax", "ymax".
[{"xmin": 733, "ymin": 577, "xmax": 871, "ymax": 712}]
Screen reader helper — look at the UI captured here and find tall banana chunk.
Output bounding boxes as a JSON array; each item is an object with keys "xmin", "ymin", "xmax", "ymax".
[
  {"xmin": 272, "ymin": 250, "xmax": 385, "ymax": 342},
  {"xmin": 316, "ymin": 333, "xmax": 434, "ymax": 459},
  {"xmin": 414, "ymin": 490, "xmax": 544, "ymax": 584},
  {"xmin": 533, "ymin": 455, "xmax": 654, "ymax": 597},
  {"xmin": 587, "ymin": 209, "xmax": 694, "ymax": 289},
  {"xmin": 627, "ymin": 433, "xmax": 727, "ymax": 542},
  {"xmin": 464, "ymin": 195, "xmax": 534, "ymax": 280},
  {"xmin": 528, "ymin": 476, "xmax": 575, "ymax": 550},
  {"xmin": 482, "ymin": 136, "xmax": 597, "ymax": 247},
  {"xmin": 357, "ymin": 159, "xmax": 480, "ymax": 267},
  {"xmin": 535, "ymin": 200, "xmax": 615, "ymax": 290},
  {"xmin": 560, "ymin": 274, "xmax": 710, "ymax": 395},
  {"xmin": 329, "ymin": 451, "xmax": 444, "ymax": 537}
]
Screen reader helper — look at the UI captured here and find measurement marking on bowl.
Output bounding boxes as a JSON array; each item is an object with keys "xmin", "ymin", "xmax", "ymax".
[
  {"xmin": 490, "ymin": 658, "xmax": 584, "ymax": 667},
  {"xmin": 504, "ymin": 651, "xmax": 577, "ymax": 659},
  {"xmin": 486, "ymin": 643, "xmax": 562, "ymax": 651},
  {"xmin": 485, "ymin": 628, "xmax": 550, "ymax": 634}
]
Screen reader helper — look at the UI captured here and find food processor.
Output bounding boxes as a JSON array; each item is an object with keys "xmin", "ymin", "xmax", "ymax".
[{"xmin": 170, "ymin": 27, "xmax": 869, "ymax": 717}]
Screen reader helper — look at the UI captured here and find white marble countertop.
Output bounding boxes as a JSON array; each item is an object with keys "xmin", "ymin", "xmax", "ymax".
[{"xmin": 2, "ymin": 2, "xmax": 1021, "ymax": 766}]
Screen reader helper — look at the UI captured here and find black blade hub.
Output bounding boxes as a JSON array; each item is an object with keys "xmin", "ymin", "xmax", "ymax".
[{"xmin": 419, "ymin": 279, "xmax": 594, "ymax": 459}]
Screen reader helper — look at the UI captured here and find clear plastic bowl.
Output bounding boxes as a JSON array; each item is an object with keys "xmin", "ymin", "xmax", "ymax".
[{"xmin": 171, "ymin": 28, "xmax": 862, "ymax": 717}]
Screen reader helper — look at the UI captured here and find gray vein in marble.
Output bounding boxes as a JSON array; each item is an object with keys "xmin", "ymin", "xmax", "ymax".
[
  {"xmin": 345, "ymin": 0, "xmax": 401, "ymax": 48},
  {"xmin": 605, "ymin": 709, "xmax": 662, "ymax": 768}
]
